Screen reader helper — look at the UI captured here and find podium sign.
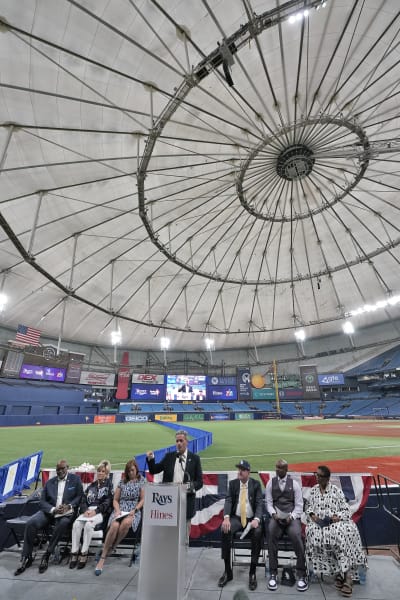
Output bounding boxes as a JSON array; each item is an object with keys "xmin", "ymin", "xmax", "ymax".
[{"xmin": 138, "ymin": 483, "xmax": 186, "ymax": 600}]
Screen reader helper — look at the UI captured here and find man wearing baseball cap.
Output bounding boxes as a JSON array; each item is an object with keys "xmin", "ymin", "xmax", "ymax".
[{"xmin": 218, "ymin": 459, "xmax": 263, "ymax": 591}]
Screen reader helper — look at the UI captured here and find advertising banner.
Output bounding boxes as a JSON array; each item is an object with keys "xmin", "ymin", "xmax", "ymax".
[
  {"xmin": 131, "ymin": 373, "xmax": 165, "ymax": 384},
  {"xmin": 65, "ymin": 361, "xmax": 83, "ymax": 384},
  {"xmin": 125, "ymin": 415, "xmax": 149, "ymax": 422},
  {"xmin": 207, "ymin": 375, "xmax": 237, "ymax": 386},
  {"xmin": 208, "ymin": 386, "xmax": 237, "ymax": 401},
  {"xmin": 143, "ymin": 483, "xmax": 178, "ymax": 527},
  {"xmin": 94, "ymin": 415, "xmax": 115, "ymax": 424},
  {"xmin": 300, "ymin": 365, "xmax": 320, "ymax": 399},
  {"xmin": 237, "ymin": 367, "xmax": 251, "ymax": 399},
  {"xmin": 80, "ymin": 371, "xmax": 115, "ymax": 386},
  {"xmin": 155, "ymin": 414, "xmax": 177, "ymax": 422},
  {"xmin": 115, "ymin": 351, "xmax": 130, "ymax": 400},
  {"xmin": 318, "ymin": 373, "xmax": 345, "ymax": 386},
  {"xmin": 252, "ymin": 387, "xmax": 276, "ymax": 400},
  {"xmin": 278, "ymin": 388, "xmax": 303, "ymax": 399},
  {"xmin": 130, "ymin": 384, "xmax": 165, "ymax": 401},
  {"xmin": 210, "ymin": 413, "xmax": 230, "ymax": 420},
  {"xmin": 234, "ymin": 413, "xmax": 254, "ymax": 420},
  {"xmin": 20, "ymin": 364, "xmax": 66, "ymax": 382},
  {"xmin": 183, "ymin": 413, "xmax": 205, "ymax": 421}
]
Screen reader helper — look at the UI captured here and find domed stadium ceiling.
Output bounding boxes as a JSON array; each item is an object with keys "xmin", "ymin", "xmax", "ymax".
[{"xmin": 1, "ymin": 0, "xmax": 400, "ymax": 352}]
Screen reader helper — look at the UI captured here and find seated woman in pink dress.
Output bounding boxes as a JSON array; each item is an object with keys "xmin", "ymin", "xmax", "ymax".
[{"xmin": 95, "ymin": 458, "xmax": 145, "ymax": 575}]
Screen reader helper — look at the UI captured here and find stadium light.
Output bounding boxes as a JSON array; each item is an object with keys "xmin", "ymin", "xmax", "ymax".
[
  {"xmin": 111, "ymin": 330, "xmax": 121, "ymax": 345},
  {"xmin": 160, "ymin": 336, "xmax": 170, "ymax": 367},
  {"xmin": 205, "ymin": 337, "xmax": 215, "ymax": 365},
  {"xmin": 294, "ymin": 329, "xmax": 306, "ymax": 342},
  {"xmin": 160, "ymin": 336, "xmax": 170, "ymax": 350},
  {"xmin": 0, "ymin": 293, "xmax": 7, "ymax": 311},
  {"xmin": 342, "ymin": 321, "xmax": 355, "ymax": 335}
]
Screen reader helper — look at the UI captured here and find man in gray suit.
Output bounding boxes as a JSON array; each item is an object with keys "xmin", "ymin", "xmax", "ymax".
[
  {"xmin": 265, "ymin": 458, "xmax": 308, "ymax": 592},
  {"xmin": 14, "ymin": 459, "xmax": 83, "ymax": 576}
]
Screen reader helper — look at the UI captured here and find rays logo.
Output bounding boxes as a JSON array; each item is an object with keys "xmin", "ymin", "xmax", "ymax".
[{"xmin": 152, "ymin": 492, "xmax": 172, "ymax": 505}]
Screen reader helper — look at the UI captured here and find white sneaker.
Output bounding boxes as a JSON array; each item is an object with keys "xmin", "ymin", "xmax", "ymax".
[
  {"xmin": 297, "ymin": 577, "xmax": 309, "ymax": 592},
  {"xmin": 268, "ymin": 573, "xmax": 278, "ymax": 591}
]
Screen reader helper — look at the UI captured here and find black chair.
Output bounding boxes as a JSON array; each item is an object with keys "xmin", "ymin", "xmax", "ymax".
[{"xmin": 5, "ymin": 490, "xmax": 43, "ymax": 551}]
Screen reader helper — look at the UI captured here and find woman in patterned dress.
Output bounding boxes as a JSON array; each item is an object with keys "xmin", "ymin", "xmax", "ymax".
[
  {"xmin": 95, "ymin": 458, "xmax": 145, "ymax": 575},
  {"xmin": 305, "ymin": 465, "xmax": 367, "ymax": 597},
  {"xmin": 69, "ymin": 459, "xmax": 113, "ymax": 569}
]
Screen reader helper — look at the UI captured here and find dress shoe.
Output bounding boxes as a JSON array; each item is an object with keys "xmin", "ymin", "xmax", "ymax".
[
  {"xmin": 77, "ymin": 552, "xmax": 88, "ymax": 570},
  {"xmin": 217, "ymin": 571, "xmax": 233, "ymax": 587},
  {"xmin": 14, "ymin": 556, "xmax": 33, "ymax": 576},
  {"xmin": 38, "ymin": 553, "xmax": 49, "ymax": 574},
  {"xmin": 69, "ymin": 552, "xmax": 78, "ymax": 569},
  {"xmin": 249, "ymin": 573, "xmax": 257, "ymax": 591}
]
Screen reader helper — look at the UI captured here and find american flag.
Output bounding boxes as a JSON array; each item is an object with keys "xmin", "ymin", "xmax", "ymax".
[
  {"xmin": 189, "ymin": 471, "xmax": 372, "ymax": 538},
  {"xmin": 15, "ymin": 324, "xmax": 41, "ymax": 346}
]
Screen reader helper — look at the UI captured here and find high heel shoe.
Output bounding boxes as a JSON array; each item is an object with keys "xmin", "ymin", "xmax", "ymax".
[
  {"xmin": 95, "ymin": 556, "xmax": 106, "ymax": 576},
  {"xmin": 77, "ymin": 552, "xmax": 88, "ymax": 570}
]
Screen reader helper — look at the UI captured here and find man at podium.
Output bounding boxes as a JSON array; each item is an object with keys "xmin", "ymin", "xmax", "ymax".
[{"xmin": 146, "ymin": 429, "xmax": 203, "ymax": 521}]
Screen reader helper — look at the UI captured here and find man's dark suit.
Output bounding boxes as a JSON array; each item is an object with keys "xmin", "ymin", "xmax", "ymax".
[
  {"xmin": 146, "ymin": 451, "xmax": 203, "ymax": 519},
  {"xmin": 21, "ymin": 473, "xmax": 83, "ymax": 558},
  {"xmin": 221, "ymin": 477, "xmax": 263, "ymax": 564}
]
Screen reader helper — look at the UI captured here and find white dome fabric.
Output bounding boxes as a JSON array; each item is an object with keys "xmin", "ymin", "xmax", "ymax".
[{"xmin": 0, "ymin": 0, "xmax": 400, "ymax": 351}]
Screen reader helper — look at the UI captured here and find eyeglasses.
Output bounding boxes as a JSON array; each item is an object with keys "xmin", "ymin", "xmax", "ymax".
[{"xmin": 314, "ymin": 472, "xmax": 328, "ymax": 478}]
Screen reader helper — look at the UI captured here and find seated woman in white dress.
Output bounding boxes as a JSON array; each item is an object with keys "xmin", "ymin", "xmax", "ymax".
[
  {"xmin": 305, "ymin": 465, "xmax": 367, "ymax": 597},
  {"xmin": 94, "ymin": 458, "xmax": 145, "ymax": 575},
  {"xmin": 69, "ymin": 460, "xmax": 113, "ymax": 569}
]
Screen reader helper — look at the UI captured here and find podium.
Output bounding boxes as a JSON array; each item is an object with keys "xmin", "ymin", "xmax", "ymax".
[{"xmin": 138, "ymin": 482, "xmax": 187, "ymax": 600}]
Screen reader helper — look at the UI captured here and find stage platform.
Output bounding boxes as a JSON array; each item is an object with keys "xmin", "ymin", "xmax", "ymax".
[{"xmin": 0, "ymin": 545, "xmax": 399, "ymax": 600}]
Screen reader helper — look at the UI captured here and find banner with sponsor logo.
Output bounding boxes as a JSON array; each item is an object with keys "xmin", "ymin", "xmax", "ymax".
[
  {"xmin": 132, "ymin": 373, "xmax": 165, "ymax": 385},
  {"xmin": 237, "ymin": 367, "xmax": 251, "ymax": 399},
  {"xmin": 210, "ymin": 413, "xmax": 230, "ymax": 420},
  {"xmin": 143, "ymin": 483, "xmax": 178, "ymax": 527},
  {"xmin": 125, "ymin": 415, "xmax": 149, "ymax": 422},
  {"xmin": 207, "ymin": 375, "xmax": 237, "ymax": 386},
  {"xmin": 278, "ymin": 388, "xmax": 304, "ymax": 399},
  {"xmin": 318, "ymin": 373, "xmax": 345, "ymax": 386},
  {"xmin": 94, "ymin": 415, "xmax": 116, "ymax": 424},
  {"xmin": 300, "ymin": 365, "xmax": 320, "ymax": 399},
  {"xmin": 115, "ymin": 351, "xmax": 130, "ymax": 400},
  {"xmin": 80, "ymin": 371, "xmax": 115, "ymax": 386},
  {"xmin": 155, "ymin": 414, "xmax": 177, "ymax": 422},
  {"xmin": 183, "ymin": 413, "xmax": 205, "ymax": 421},
  {"xmin": 252, "ymin": 387, "xmax": 276, "ymax": 400},
  {"xmin": 208, "ymin": 386, "xmax": 237, "ymax": 401},
  {"xmin": 130, "ymin": 384, "xmax": 165, "ymax": 401},
  {"xmin": 234, "ymin": 412, "xmax": 253, "ymax": 420}
]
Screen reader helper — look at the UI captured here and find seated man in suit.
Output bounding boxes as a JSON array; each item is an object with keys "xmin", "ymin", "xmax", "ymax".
[
  {"xmin": 218, "ymin": 459, "xmax": 263, "ymax": 592},
  {"xmin": 265, "ymin": 458, "xmax": 308, "ymax": 592},
  {"xmin": 178, "ymin": 379, "xmax": 193, "ymax": 394},
  {"xmin": 14, "ymin": 459, "xmax": 83, "ymax": 576},
  {"xmin": 146, "ymin": 429, "xmax": 203, "ymax": 522}
]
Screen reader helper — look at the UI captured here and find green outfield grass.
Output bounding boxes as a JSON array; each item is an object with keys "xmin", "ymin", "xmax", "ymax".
[{"xmin": 1, "ymin": 419, "xmax": 399, "ymax": 471}]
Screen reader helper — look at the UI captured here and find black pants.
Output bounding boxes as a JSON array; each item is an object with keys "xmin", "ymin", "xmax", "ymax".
[
  {"xmin": 22, "ymin": 510, "xmax": 73, "ymax": 558},
  {"xmin": 221, "ymin": 516, "xmax": 263, "ymax": 566}
]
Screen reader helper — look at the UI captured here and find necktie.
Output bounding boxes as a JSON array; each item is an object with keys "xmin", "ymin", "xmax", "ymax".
[{"xmin": 240, "ymin": 484, "xmax": 247, "ymax": 528}]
